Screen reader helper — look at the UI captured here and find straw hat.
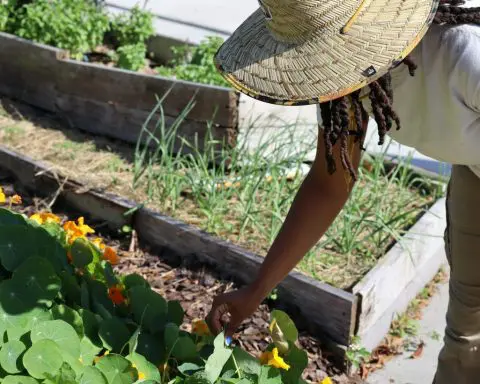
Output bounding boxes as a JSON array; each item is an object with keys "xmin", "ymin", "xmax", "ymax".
[{"xmin": 215, "ymin": 0, "xmax": 440, "ymax": 105}]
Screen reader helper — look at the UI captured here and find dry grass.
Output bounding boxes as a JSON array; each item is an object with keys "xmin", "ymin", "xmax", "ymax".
[{"xmin": 0, "ymin": 98, "xmax": 443, "ymax": 289}]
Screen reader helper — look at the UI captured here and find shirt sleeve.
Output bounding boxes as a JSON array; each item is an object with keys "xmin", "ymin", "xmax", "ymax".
[{"xmin": 441, "ymin": 26, "xmax": 480, "ymax": 113}]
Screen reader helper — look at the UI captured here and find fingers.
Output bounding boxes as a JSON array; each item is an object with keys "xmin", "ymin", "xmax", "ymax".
[
  {"xmin": 225, "ymin": 313, "xmax": 242, "ymax": 337},
  {"xmin": 207, "ymin": 299, "xmax": 230, "ymax": 335}
]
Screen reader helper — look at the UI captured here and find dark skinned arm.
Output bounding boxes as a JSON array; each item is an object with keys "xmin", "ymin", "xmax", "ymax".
[{"xmin": 207, "ymin": 125, "xmax": 364, "ymax": 335}]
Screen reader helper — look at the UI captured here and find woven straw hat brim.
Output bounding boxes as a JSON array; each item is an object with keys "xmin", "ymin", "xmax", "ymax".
[{"xmin": 215, "ymin": 0, "xmax": 439, "ymax": 106}]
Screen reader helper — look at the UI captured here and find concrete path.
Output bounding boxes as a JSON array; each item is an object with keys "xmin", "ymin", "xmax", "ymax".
[{"xmin": 367, "ymin": 269, "xmax": 450, "ymax": 384}]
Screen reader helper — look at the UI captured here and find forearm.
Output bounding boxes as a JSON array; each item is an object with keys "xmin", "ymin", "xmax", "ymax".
[{"xmin": 250, "ymin": 169, "xmax": 351, "ymax": 298}]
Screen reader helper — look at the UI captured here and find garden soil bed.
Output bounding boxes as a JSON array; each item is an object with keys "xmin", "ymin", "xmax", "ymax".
[{"xmin": 0, "ymin": 177, "xmax": 364, "ymax": 384}]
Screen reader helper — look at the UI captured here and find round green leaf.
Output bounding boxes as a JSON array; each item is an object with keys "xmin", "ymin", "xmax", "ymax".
[
  {"xmin": 172, "ymin": 336, "xmax": 197, "ymax": 361},
  {"xmin": 136, "ymin": 333, "xmax": 164, "ymax": 366},
  {"xmin": 79, "ymin": 309, "xmax": 102, "ymax": 347},
  {"xmin": 127, "ymin": 352, "xmax": 161, "ymax": 382},
  {"xmin": 51, "ymin": 305, "xmax": 84, "ymax": 338},
  {"xmin": 184, "ymin": 371, "xmax": 211, "ymax": 384},
  {"xmin": 167, "ymin": 301, "xmax": 184, "ymax": 326},
  {"xmin": 23, "ymin": 339, "xmax": 64, "ymax": 379},
  {"xmin": 31, "ymin": 319, "xmax": 80, "ymax": 358},
  {"xmin": 129, "ymin": 287, "xmax": 167, "ymax": 333},
  {"xmin": 0, "ymin": 209, "xmax": 27, "ymax": 226},
  {"xmin": 0, "ymin": 340, "xmax": 26, "ymax": 373},
  {"xmin": 79, "ymin": 366, "xmax": 108, "ymax": 384},
  {"xmin": 164, "ymin": 323, "xmax": 179, "ymax": 351},
  {"xmin": 43, "ymin": 361, "xmax": 77, "ymax": 384},
  {"xmin": 270, "ymin": 310, "xmax": 298, "ymax": 344},
  {"xmin": 0, "ymin": 280, "xmax": 33, "ymax": 329},
  {"xmin": 95, "ymin": 354, "xmax": 137, "ymax": 384},
  {"xmin": 0, "ymin": 225, "xmax": 66, "ymax": 273},
  {"xmin": 13, "ymin": 257, "xmax": 61, "ymax": 306},
  {"xmin": 122, "ymin": 274, "xmax": 149, "ymax": 290},
  {"xmin": 2, "ymin": 375, "xmax": 39, "ymax": 384},
  {"xmin": 80, "ymin": 337, "xmax": 102, "ymax": 366},
  {"xmin": 70, "ymin": 238, "xmax": 94, "ymax": 269},
  {"xmin": 99, "ymin": 317, "xmax": 131, "ymax": 353}
]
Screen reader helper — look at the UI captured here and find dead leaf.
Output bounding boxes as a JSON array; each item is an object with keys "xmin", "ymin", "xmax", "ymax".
[{"xmin": 410, "ymin": 342, "xmax": 425, "ymax": 359}]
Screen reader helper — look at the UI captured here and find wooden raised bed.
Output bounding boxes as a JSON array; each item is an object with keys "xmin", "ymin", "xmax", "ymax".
[
  {"xmin": 0, "ymin": 32, "xmax": 239, "ymax": 153},
  {"xmin": 0, "ymin": 144, "xmax": 447, "ymax": 363}
]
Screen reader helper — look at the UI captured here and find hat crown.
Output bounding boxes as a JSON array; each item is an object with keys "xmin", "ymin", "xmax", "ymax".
[{"xmin": 259, "ymin": 0, "xmax": 366, "ymax": 42}]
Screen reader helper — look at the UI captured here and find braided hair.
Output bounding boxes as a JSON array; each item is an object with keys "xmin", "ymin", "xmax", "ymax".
[{"xmin": 321, "ymin": 0, "xmax": 480, "ymax": 180}]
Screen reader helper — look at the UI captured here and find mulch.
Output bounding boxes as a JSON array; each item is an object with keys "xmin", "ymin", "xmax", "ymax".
[{"xmin": 0, "ymin": 174, "xmax": 364, "ymax": 384}]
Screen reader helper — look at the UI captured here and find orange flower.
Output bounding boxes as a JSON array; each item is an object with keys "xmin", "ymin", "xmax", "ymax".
[
  {"xmin": 30, "ymin": 212, "xmax": 61, "ymax": 225},
  {"xmin": 10, "ymin": 195, "xmax": 21, "ymax": 205},
  {"xmin": 108, "ymin": 285, "xmax": 126, "ymax": 305},
  {"xmin": 103, "ymin": 247, "xmax": 119, "ymax": 265},
  {"xmin": 63, "ymin": 217, "xmax": 94, "ymax": 244},
  {"xmin": 192, "ymin": 319, "xmax": 211, "ymax": 336}
]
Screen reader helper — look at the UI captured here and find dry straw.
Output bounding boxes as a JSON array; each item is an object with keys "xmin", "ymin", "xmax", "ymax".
[{"xmin": 215, "ymin": 0, "xmax": 440, "ymax": 105}]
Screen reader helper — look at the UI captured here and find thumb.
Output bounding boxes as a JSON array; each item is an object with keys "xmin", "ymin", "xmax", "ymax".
[{"xmin": 225, "ymin": 313, "xmax": 243, "ymax": 338}]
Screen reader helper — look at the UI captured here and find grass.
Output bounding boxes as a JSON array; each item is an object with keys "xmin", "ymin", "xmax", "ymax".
[{"xmin": 0, "ymin": 97, "xmax": 445, "ymax": 289}]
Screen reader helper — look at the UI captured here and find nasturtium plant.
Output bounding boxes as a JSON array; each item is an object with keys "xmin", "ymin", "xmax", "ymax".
[{"xmin": 0, "ymin": 206, "xmax": 308, "ymax": 383}]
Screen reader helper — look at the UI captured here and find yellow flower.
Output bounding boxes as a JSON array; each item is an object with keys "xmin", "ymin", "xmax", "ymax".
[
  {"xmin": 259, "ymin": 348, "xmax": 290, "ymax": 371},
  {"xmin": 191, "ymin": 319, "xmax": 211, "ymax": 336},
  {"xmin": 321, "ymin": 377, "xmax": 333, "ymax": 384},
  {"xmin": 77, "ymin": 217, "xmax": 95, "ymax": 235},
  {"xmin": 30, "ymin": 212, "xmax": 61, "ymax": 225},
  {"xmin": 10, "ymin": 195, "xmax": 21, "ymax": 205},
  {"xmin": 92, "ymin": 237, "xmax": 106, "ymax": 250},
  {"xmin": 138, "ymin": 372, "xmax": 145, "ymax": 380},
  {"xmin": 0, "ymin": 188, "xmax": 5, "ymax": 204}
]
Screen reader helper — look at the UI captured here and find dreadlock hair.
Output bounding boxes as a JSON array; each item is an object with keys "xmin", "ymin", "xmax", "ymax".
[{"xmin": 320, "ymin": 0, "xmax": 480, "ymax": 181}]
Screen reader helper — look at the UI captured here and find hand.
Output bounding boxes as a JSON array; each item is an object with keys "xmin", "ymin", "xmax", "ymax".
[{"xmin": 206, "ymin": 285, "xmax": 264, "ymax": 337}]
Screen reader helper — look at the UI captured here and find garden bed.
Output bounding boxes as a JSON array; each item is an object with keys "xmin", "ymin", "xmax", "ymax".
[
  {"xmin": 0, "ymin": 6, "xmax": 239, "ymax": 152},
  {"xmin": 0, "ymin": 97, "xmax": 447, "ymax": 356},
  {"xmin": 0, "ymin": 176, "xmax": 362, "ymax": 384}
]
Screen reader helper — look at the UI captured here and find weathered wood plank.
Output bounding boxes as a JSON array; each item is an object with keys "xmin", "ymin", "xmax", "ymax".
[
  {"xmin": 0, "ymin": 33, "xmax": 63, "ymax": 112},
  {"xmin": 135, "ymin": 208, "xmax": 357, "ymax": 346},
  {"xmin": 55, "ymin": 59, "xmax": 238, "ymax": 128},
  {"xmin": 0, "ymin": 32, "xmax": 239, "ymax": 153},
  {"xmin": 0, "ymin": 146, "xmax": 134, "ymax": 228},
  {"xmin": 54, "ymin": 94, "xmax": 237, "ymax": 150},
  {"xmin": 352, "ymin": 198, "xmax": 447, "ymax": 350}
]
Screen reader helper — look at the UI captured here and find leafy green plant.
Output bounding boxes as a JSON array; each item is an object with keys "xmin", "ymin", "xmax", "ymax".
[
  {"xmin": 111, "ymin": 5, "xmax": 155, "ymax": 46},
  {"xmin": 156, "ymin": 36, "xmax": 230, "ymax": 87},
  {"xmin": 0, "ymin": 0, "xmax": 17, "ymax": 31},
  {"xmin": 346, "ymin": 336, "xmax": 370, "ymax": 370},
  {"xmin": 117, "ymin": 43, "xmax": 146, "ymax": 71},
  {"xmin": 0, "ymin": 206, "xmax": 308, "ymax": 383},
  {"xmin": 13, "ymin": 0, "xmax": 109, "ymax": 59}
]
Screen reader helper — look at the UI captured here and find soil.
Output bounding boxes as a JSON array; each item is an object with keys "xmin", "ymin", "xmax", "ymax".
[{"xmin": 0, "ymin": 176, "xmax": 364, "ymax": 384}]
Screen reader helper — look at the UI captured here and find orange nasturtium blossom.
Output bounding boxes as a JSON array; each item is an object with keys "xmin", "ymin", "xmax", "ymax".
[
  {"xmin": 191, "ymin": 319, "xmax": 211, "ymax": 336},
  {"xmin": 108, "ymin": 285, "xmax": 126, "ymax": 305},
  {"xmin": 320, "ymin": 377, "xmax": 333, "ymax": 384},
  {"xmin": 259, "ymin": 348, "xmax": 290, "ymax": 371},
  {"xmin": 63, "ymin": 217, "xmax": 95, "ymax": 244},
  {"xmin": 103, "ymin": 246, "xmax": 119, "ymax": 265},
  {"xmin": 10, "ymin": 195, "xmax": 22, "ymax": 205},
  {"xmin": 0, "ymin": 187, "xmax": 6, "ymax": 204},
  {"xmin": 30, "ymin": 212, "xmax": 61, "ymax": 225}
]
